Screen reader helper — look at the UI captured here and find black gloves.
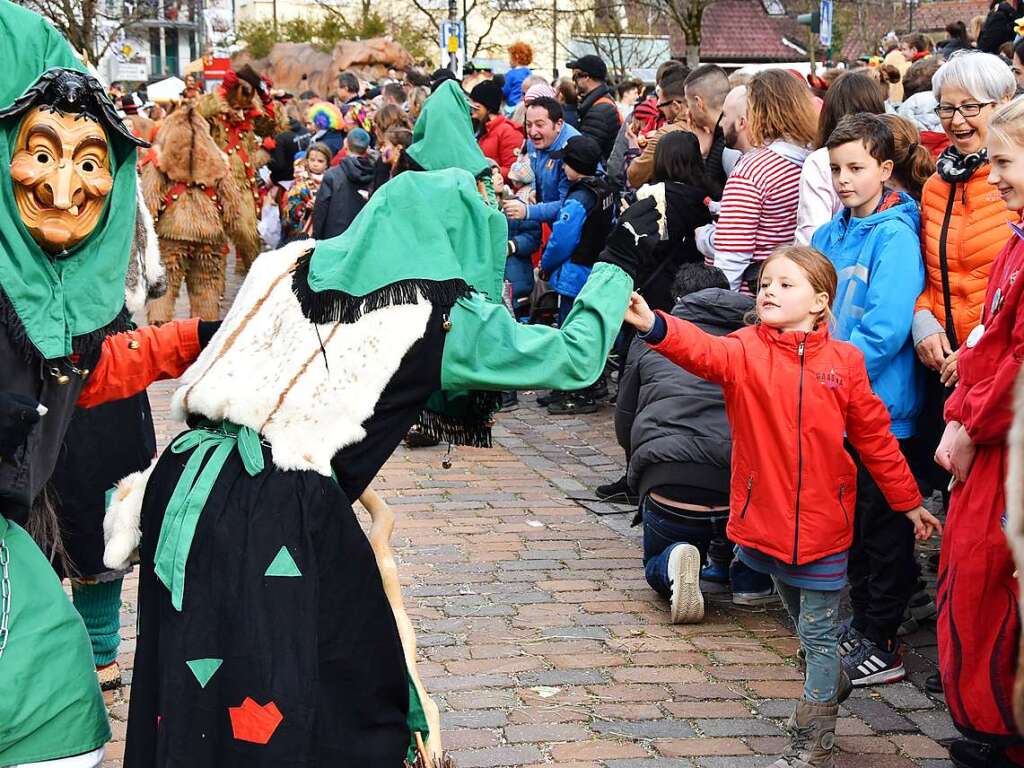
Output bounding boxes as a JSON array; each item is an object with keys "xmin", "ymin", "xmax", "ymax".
[
  {"xmin": 597, "ymin": 197, "xmax": 661, "ymax": 281},
  {"xmin": 198, "ymin": 320, "xmax": 222, "ymax": 349},
  {"xmin": 0, "ymin": 392, "xmax": 40, "ymax": 462}
]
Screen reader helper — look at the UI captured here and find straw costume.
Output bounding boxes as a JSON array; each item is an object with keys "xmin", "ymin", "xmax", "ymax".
[{"xmin": 143, "ymin": 103, "xmax": 249, "ymax": 323}]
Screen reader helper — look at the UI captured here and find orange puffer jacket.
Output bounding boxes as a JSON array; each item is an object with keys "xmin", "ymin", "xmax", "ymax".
[{"xmin": 917, "ymin": 165, "xmax": 1015, "ymax": 346}]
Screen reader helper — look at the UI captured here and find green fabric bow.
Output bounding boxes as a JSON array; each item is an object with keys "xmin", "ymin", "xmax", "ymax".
[{"xmin": 154, "ymin": 422, "xmax": 264, "ymax": 611}]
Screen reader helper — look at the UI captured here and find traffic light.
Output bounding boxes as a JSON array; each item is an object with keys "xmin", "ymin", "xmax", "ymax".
[{"xmin": 797, "ymin": 11, "xmax": 821, "ymax": 33}]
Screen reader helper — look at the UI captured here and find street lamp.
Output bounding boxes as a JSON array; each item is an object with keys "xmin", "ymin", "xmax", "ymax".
[{"xmin": 906, "ymin": 0, "xmax": 919, "ymax": 33}]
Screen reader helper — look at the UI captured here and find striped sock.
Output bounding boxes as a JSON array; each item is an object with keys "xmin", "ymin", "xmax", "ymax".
[{"xmin": 71, "ymin": 578, "xmax": 123, "ymax": 667}]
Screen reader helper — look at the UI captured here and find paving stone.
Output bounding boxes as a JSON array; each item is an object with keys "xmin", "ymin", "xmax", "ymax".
[
  {"xmin": 592, "ymin": 720, "xmax": 697, "ymax": 739},
  {"xmin": 877, "ymin": 683, "xmax": 937, "ymax": 711},
  {"xmin": 841, "ymin": 697, "xmax": 918, "ymax": 733},
  {"xmin": 906, "ymin": 710, "xmax": 960, "ymax": 742},
  {"xmin": 694, "ymin": 718, "xmax": 782, "ymax": 736},
  {"xmin": 518, "ymin": 669, "xmax": 608, "ymax": 686},
  {"xmin": 604, "ymin": 761, "xmax": 695, "ymax": 768},
  {"xmin": 448, "ymin": 745, "xmax": 545, "ymax": 767}
]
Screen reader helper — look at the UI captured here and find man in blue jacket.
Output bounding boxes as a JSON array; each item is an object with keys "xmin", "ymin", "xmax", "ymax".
[
  {"xmin": 502, "ymin": 97, "xmax": 580, "ymax": 224},
  {"xmin": 811, "ymin": 114, "xmax": 926, "ymax": 690}
]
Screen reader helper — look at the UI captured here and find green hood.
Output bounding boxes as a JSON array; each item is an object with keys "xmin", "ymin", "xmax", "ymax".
[
  {"xmin": 405, "ymin": 79, "xmax": 490, "ymax": 178},
  {"xmin": 0, "ymin": 4, "xmax": 139, "ymax": 360},
  {"xmin": 299, "ymin": 167, "xmax": 507, "ymax": 316}
]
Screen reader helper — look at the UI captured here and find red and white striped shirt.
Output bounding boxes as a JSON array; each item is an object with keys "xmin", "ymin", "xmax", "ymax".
[{"xmin": 708, "ymin": 141, "xmax": 809, "ymax": 291}]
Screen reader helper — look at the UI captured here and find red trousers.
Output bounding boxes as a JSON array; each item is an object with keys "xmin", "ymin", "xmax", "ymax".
[{"xmin": 938, "ymin": 441, "xmax": 1021, "ymax": 744}]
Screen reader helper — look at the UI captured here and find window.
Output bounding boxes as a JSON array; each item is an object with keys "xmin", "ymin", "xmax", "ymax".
[{"xmin": 762, "ymin": 0, "xmax": 786, "ymax": 15}]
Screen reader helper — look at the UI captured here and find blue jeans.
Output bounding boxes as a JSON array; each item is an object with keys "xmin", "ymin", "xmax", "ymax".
[
  {"xmin": 641, "ymin": 495, "xmax": 771, "ymax": 599},
  {"xmin": 774, "ymin": 578, "xmax": 841, "ymax": 703}
]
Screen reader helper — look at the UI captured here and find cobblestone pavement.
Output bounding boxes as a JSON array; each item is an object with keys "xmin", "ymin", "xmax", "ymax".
[{"xmin": 100, "ymin": 274, "xmax": 958, "ymax": 767}]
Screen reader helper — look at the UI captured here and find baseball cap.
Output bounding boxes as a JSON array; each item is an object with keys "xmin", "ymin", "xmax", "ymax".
[
  {"xmin": 550, "ymin": 134, "xmax": 602, "ymax": 176},
  {"xmin": 566, "ymin": 54, "xmax": 608, "ymax": 81}
]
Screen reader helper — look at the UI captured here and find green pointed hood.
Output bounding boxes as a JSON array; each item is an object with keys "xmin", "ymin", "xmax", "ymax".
[
  {"xmin": 298, "ymin": 167, "xmax": 507, "ymax": 317},
  {"xmin": 405, "ymin": 79, "xmax": 490, "ymax": 178},
  {"xmin": 0, "ymin": 3, "xmax": 139, "ymax": 360}
]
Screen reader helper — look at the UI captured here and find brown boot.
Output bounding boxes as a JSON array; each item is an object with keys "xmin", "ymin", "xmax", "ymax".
[{"xmin": 769, "ymin": 698, "xmax": 838, "ymax": 767}]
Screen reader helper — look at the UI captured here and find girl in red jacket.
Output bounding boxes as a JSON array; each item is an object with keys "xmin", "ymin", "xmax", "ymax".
[
  {"xmin": 933, "ymin": 97, "xmax": 1024, "ymax": 768},
  {"xmin": 625, "ymin": 245, "xmax": 941, "ymax": 768}
]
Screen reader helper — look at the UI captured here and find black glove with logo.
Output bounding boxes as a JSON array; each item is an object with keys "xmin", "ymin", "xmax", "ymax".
[
  {"xmin": 597, "ymin": 197, "xmax": 661, "ymax": 280},
  {"xmin": 0, "ymin": 392, "xmax": 41, "ymax": 462}
]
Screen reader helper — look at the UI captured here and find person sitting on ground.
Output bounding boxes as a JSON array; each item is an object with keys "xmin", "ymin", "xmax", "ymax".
[
  {"xmin": 538, "ymin": 134, "xmax": 617, "ymax": 415},
  {"xmin": 615, "ymin": 263, "xmax": 775, "ymax": 624},
  {"xmin": 312, "ymin": 129, "xmax": 375, "ymax": 240}
]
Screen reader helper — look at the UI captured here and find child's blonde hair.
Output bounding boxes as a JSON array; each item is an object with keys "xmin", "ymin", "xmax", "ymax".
[
  {"xmin": 988, "ymin": 95, "xmax": 1024, "ymax": 148},
  {"xmin": 758, "ymin": 245, "xmax": 838, "ymax": 329}
]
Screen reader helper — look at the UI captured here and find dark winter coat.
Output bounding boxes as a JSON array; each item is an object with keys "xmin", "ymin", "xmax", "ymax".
[
  {"xmin": 268, "ymin": 125, "xmax": 310, "ymax": 183},
  {"xmin": 312, "ymin": 155, "xmax": 375, "ymax": 240},
  {"xmin": 977, "ymin": 1, "xmax": 1021, "ymax": 54},
  {"xmin": 616, "ymin": 288, "xmax": 752, "ymax": 499},
  {"xmin": 637, "ymin": 182, "xmax": 713, "ymax": 313},
  {"xmin": 577, "ymin": 84, "xmax": 621, "ymax": 161}
]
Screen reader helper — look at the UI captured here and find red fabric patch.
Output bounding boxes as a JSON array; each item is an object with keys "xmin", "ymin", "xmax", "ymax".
[{"xmin": 229, "ymin": 697, "xmax": 283, "ymax": 744}]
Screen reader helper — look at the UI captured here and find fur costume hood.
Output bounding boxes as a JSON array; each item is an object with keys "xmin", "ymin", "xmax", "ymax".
[{"xmin": 153, "ymin": 104, "xmax": 229, "ymax": 186}]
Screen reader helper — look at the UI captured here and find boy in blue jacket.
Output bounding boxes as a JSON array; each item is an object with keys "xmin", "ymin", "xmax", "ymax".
[
  {"xmin": 540, "ymin": 134, "xmax": 617, "ymax": 414},
  {"xmin": 811, "ymin": 113, "xmax": 926, "ymax": 689}
]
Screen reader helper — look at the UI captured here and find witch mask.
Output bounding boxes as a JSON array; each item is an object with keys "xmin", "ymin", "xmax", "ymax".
[
  {"xmin": 0, "ymin": 68, "xmax": 146, "ymax": 254},
  {"xmin": 11, "ymin": 107, "xmax": 112, "ymax": 252}
]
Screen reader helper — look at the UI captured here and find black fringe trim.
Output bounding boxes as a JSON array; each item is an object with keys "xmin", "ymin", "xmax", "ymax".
[
  {"xmin": 414, "ymin": 391, "xmax": 502, "ymax": 449},
  {"xmin": 0, "ymin": 285, "xmax": 133, "ymax": 363},
  {"xmin": 291, "ymin": 249, "xmax": 474, "ymax": 325}
]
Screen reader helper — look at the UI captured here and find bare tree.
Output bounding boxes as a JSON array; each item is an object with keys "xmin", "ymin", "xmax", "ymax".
[
  {"xmin": 406, "ymin": 0, "xmax": 514, "ymax": 58},
  {"xmin": 21, "ymin": 0, "xmax": 167, "ymax": 62},
  {"xmin": 634, "ymin": 0, "xmax": 715, "ymax": 67}
]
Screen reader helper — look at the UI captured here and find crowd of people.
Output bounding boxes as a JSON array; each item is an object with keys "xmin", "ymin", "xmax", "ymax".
[{"xmin": 5, "ymin": 0, "xmax": 1024, "ymax": 766}]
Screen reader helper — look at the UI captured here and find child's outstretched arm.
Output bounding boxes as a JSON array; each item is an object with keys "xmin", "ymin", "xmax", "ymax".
[
  {"xmin": 624, "ymin": 292, "xmax": 743, "ymax": 386},
  {"xmin": 844, "ymin": 358, "xmax": 942, "ymax": 540}
]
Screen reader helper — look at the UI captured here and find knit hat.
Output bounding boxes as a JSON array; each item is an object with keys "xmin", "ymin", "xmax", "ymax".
[
  {"xmin": 469, "ymin": 80, "xmax": 503, "ymax": 115},
  {"xmin": 524, "ymin": 83, "xmax": 556, "ymax": 103}
]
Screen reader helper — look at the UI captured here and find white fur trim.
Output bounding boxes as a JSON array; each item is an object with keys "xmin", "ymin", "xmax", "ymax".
[
  {"xmin": 103, "ymin": 462, "xmax": 156, "ymax": 570},
  {"xmin": 124, "ymin": 181, "xmax": 166, "ymax": 314},
  {"xmin": 171, "ymin": 239, "xmax": 432, "ymax": 475}
]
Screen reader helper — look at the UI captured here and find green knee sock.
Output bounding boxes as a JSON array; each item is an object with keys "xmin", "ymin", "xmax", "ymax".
[{"xmin": 71, "ymin": 578, "xmax": 123, "ymax": 667}]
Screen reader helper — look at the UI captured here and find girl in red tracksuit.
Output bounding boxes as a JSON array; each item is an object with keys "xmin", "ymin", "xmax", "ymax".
[
  {"xmin": 932, "ymin": 98, "xmax": 1024, "ymax": 767},
  {"xmin": 625, "ymin": 245, "xmax": 941, "ymax": 768}
]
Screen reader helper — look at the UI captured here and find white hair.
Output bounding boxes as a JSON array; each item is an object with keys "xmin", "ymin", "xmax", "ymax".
[{"xmin": 932, "ymin": 50, "xmax": 1017, "ymax": 103}]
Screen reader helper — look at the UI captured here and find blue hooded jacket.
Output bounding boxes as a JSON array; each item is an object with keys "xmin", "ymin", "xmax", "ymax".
[
  {"xmin": 811, "ymin": 191, "xmax": 925, "ymax": 438},
  {"xmin": 526, "ymin": 121, "xmax": 580, "ymax": 223}
]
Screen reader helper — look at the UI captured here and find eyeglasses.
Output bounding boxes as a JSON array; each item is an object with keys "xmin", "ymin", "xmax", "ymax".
[
  {"xmin": 657, "ymin": 99, "xmax": 679, "ymax": 109},
  {"xmin": 933, "ymin": 102, "xmax": 996, "ymax": 119}
]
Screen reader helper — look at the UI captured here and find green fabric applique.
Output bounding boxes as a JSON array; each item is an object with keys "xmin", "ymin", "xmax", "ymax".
[
  {"xmin": 406, "ymin": 80, "xmax": 490, "ymax": 178},
  {"xmin": 186, "ymin": 658, "xmax": 224, "ymax": 688},
  {"xmin": 0, "ymin": 1, "xmax": 139, "ymax": 360},
  {"xmin": 154, "ymin": 422, "xmax": 265, "ymax": 610},
  {"xmin": 307, "ymin": 169, "xmax": 508, "ymax": 306},
  {"xmin": 264, "ymin": 546, "xmax": 302, "ymax": 577},
  {"xmin": 405, "ymin": 671, "xmax": 430, "ymax": 764}
]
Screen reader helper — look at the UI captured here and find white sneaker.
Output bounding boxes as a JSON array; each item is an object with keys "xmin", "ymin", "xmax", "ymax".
[{"xmin": 668, "ymin": 543, "xmax": 704, "ymax": 624}]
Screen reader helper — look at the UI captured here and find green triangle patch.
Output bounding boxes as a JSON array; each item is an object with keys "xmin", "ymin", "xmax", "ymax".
[
  {"xmin": 186, "ymin": 657, "xmax": 223, "ymax": 688},
  {"xmin": 265, "ymin": 546, "xmax": 302, "ymax": 577}
]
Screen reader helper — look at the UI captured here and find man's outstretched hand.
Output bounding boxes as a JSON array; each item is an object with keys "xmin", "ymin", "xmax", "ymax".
[{"xmin": 597, "ymin": 197, "xmax": 661, "ymax": 280}]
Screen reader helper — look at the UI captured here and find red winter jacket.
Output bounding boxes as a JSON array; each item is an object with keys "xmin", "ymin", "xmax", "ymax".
[
  {"xmin": 477, "ymin": 115, "xmax": 524, "ymax": 181},
  {"xmin": 649, "ymin": 314, "xmax": 922, "ymax": 565}
]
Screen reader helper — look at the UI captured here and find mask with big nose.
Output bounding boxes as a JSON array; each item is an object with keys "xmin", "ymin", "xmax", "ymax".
[{"xmin": 10, "ymin": 106, "xmax": 112, "ymax": 254}]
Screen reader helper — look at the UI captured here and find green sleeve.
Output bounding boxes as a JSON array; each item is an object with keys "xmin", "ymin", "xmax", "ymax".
[{"xmin": 440, "ymin": 262, "xmax": 632, "ymax": 392}]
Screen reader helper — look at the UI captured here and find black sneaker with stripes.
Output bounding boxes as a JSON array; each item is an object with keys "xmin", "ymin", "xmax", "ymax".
[{"xmin": 841, "ymin": 636, "xmax": 906, "ymax": 687}]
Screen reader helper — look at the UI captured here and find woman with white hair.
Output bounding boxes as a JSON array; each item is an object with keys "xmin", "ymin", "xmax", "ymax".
[{"xmin": 916, "ymin": 51, "xmax": 1021, "ymax": 768}]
